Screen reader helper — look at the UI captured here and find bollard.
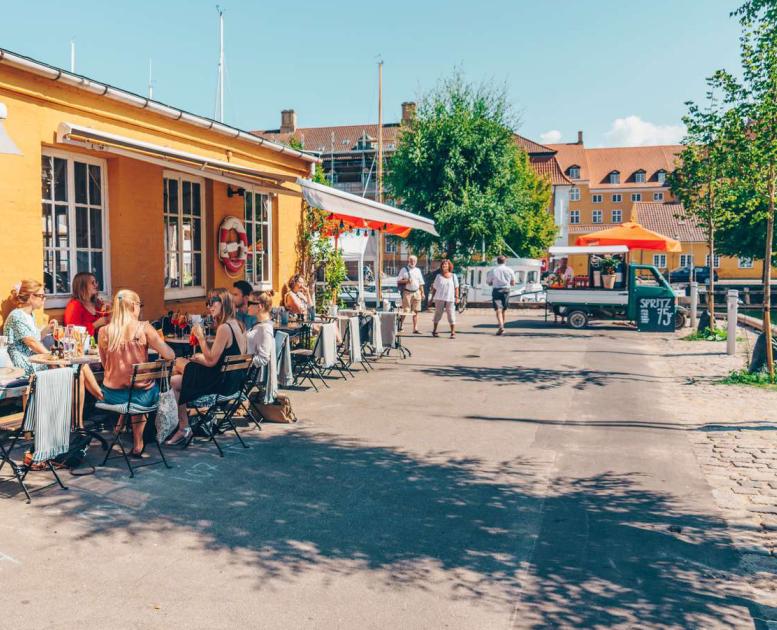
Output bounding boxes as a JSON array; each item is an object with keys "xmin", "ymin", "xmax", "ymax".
[
  {"xmin": 690, "ymin": 282, "xmax": 698, "ymax": 329},
  {"xmin": 727, "ymin": 289, "xmax": 738, "ymax": 356}
]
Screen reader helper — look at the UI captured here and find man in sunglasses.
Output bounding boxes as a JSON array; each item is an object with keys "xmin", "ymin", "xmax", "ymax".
[{"xmin": 230, "ymin": 280, "xmax": 256, "ymax": 331}]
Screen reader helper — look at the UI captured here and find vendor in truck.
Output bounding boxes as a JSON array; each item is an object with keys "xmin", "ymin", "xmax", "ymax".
[{"xmin": 556, "ymin": 258, "xmax": 575, "ymax": 287}]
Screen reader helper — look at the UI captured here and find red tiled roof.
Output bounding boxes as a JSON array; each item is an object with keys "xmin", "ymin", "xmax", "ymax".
[
  {"xmin": 548, "ymin": 143, "xmax": 682, "ymax": 188},
  {"xmin": 514, "ymin": 134, "xmax": 555, "ymax": 155},
  {"xmin": 529, "ymin": 155, "xmax": 572, "ymax": 186},
  {"xmin": 255, "ymin": 124, "xmax": 403, "ymax": 153},
  {"xmin": 632, "ymin": 202, "xmax": 704, "ymax": 242},
  {"xmin": 568, "ymin": 223, "xmax": 611, "ymax": 234}
]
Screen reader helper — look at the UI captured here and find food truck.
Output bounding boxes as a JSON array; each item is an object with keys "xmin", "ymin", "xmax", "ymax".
[{"xmin": 545, "ymin": 246, "xmax": 687, "ymax": 330}]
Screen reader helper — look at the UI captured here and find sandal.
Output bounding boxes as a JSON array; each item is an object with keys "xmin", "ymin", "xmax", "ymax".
[
  {"xmin": 128, "ymin": 449, "xmax": 149, "ymax": 460},
  {"xmin": 165, "ymin": 427, "xmax": 192, "ymax": 446}
]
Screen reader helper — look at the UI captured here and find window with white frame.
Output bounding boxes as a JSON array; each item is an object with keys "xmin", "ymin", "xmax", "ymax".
[
  {"xmin": 653, "ymin": 192, "xmax": 664, "ymax": 201},
  {"xmin": 634, "ymin": 171, "xmax": 646, "ymax": 183},
  {"xmin": 608, "ymin": 171, "xmax": 620, "ymax": 184},
  {"xmin": 631, "ymin": 193, "xmax": 642, "ymax": 202},
  {"xmin": 592, "ymin": 209, "xmax": 603, "ymax": 223},
  {"xmin": 244, "ymin": 191, "xmax": 272, "ymax": 286},
  {"xmin": 164, "ymin": 173, "xmax": 204, "ymax": 296},
  {"xmin": 680, "ymin": 254, "xmax": 693, "ymax": 268},
  {"xmin": 568, "ymin": 166, "xmax": 580, "ymax": 179},
  {"xmin": 656, "ymin": 170, "xmax": 667, "ymax": 184},
  {"xmin": 570, "ymin": 210, "xmax": 580, "ymax": 224},
  {"xmin": 738, "ymin": 257, "xmax": 754, "ymax": 269},
  {"xmin": 41, "ymin": 151, "xmax": 109, "ymax": 301},
  {"xmin": 592, "ymin": 194, "xmax": 603, "ymax": 203},
  {"xmin": 653, "ymin": 254, "xmax": 667, "ymax": 268},
  {"xmin": 612, "ymin": 193, "xmax": 622, "ymax": 202},
  {"xmin": 385, "ymin": 238, "xmax": 398, "ymax": 253},
  {"xmin": 611, "ymin": 209, "xmax": 622, "ymax": 223},
  {"xmin": 569, "ymin": 187, "xmax": 580, "ymax": 201},
  {"xmin": 705, "ymin": 254, "xmax": 721, "ymax": 268}
]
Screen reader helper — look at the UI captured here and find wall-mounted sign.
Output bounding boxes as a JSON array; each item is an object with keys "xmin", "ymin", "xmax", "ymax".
[{"xmin": 218, "ymin": 215, "xmax": 248, "ymax": 277}]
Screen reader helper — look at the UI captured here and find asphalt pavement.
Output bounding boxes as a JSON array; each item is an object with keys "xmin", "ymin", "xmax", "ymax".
[{"xmin": 0, "ymin": 311, "xmax": 767, "ymax": 629}]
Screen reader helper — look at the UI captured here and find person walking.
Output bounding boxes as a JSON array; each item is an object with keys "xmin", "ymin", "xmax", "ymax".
[
  {"xmin": 428, "ymin": 259, "xmax": 459, "ymax": 339},
  {"xmin": 486, "ymin": 255, "xmax": 515, "ymax": 335},
  {"xmin": 397, "ymin": 255, "xmax": 425, "ymax": 334}
]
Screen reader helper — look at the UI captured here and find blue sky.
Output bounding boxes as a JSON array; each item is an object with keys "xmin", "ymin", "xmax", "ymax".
[{"xmin": 1, "ymin": 0, "xmax": 743, "ymax": 146}]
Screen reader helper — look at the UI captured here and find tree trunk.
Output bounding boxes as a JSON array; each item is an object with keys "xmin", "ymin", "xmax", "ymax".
[
  {"xmin": 708, "ymin": 223, "xmax": 716, "ymax": 331},
  {"xmin": 764, "ymin": 167, "xmax": 775, "ymax": 381}
]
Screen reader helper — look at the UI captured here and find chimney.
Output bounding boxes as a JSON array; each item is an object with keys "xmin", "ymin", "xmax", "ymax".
[
  {"xmin": 280, "ymin": 109, "xmax": 297, "ymax": 134},
  {"xmin": 401, "ymin": 101, "xmax": 416, "ymax": 125},
  {"xmin": 577, "ymin": 130, "xmax": 584, "ymax": 145}
]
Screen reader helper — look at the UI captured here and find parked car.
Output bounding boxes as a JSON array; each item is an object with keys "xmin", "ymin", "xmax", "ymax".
[{"xmin": 667, "ymin": 266, "xmax": 719, "ymax": 284}]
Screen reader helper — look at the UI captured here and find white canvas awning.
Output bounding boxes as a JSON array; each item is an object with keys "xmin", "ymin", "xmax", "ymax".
[
  {"xmin": 297, "ymin": 178, "xmax": 438, "ymax": 237},
  {"xmin": 548, "ymin": 245, "xmax": 629, "ymax": 257},
  {"xmin": 56, "ymin": 122, "xmax": 300, "ymax": 196}
]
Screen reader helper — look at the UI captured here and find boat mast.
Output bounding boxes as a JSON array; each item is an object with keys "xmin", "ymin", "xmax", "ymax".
[
  {"xmin": 376, "ymin": 59, "xmax": 384, "ymax": 303},
  {"xmin": 216, "ymin": 6, "xmax": 225, "ymax": 122}
]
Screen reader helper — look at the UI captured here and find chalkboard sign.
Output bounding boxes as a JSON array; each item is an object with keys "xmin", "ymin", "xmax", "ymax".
[{"xmin": 637, "ymin": 296, "xmax": 675, "ymax": 332}]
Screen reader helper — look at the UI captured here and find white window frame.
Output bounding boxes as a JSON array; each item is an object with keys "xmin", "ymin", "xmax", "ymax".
[
  {"xmin": 163, "ymin": 170, "xmax": 206, "ymax": 300},
  {"xmin": 568, "ymin": 166, "xmax": 580, "ymax": 179},
  {"xmin": 592, "ymin": 194, "xmax": 603, "ymax": 203},
  {"xmin": 653, "ymin": 192, "xmax": 664, "ymax": 201},
  {"xmin": 385, "ymin": 239, "xmax": 398, "ymax": 253},
  {"xmin": 42, "ymin": 149, "xmax": 111, "ymax": 308},
  {"xmin": 634, "ymin": 171, "xmax": 646, "ymax": 183},
  {"xmin": 679, "ymin": 254, "xmax": 693, "ymax": 268},
  {"xmin": 611, "ymin": 209, "xmax": 622, "ymax": 223},
  {"xmin": 244, "ymin": 188, "xmax": 274, "ymax": 290},
  {"xmin": 609, "ymin": 172, "xmax": 620, "ymax": 184},
  {"xmin": 631, "ymin": 193, "xmax": 642, "ymax": 202},
  {"xmin": 569, "ymin": 210, "xmax": 580, "ymax": 224},
  {"xmin": 653, "ymin": 254, "xmax": 667, "ymax": 268},
  {"xmin": 612, "ymin": 194, "xmax": 622, "ymax": 202},
  {"xmin": 706, "ymin": 254, "xmax": 721, "ymax": 268},
  {"xmin": 592, "ymin": 209, "xmax": 603, "ymax": 224},
  {"xmin": 657, "ymin": 171, "xmax": 667, "ymax": 184},
  {"xmin": 738, "ymin": 256, "xmax": 753, "ymax": 269},
  {"xmin": 569, "ymin": 187, "xmax": 580, "ymax": 201}
]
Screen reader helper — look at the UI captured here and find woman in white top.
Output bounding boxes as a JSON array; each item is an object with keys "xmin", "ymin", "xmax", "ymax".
[
  {"xmin": 427, "ymin": 259, "xmax": 459, "ymax": 339},
  {"xmin": 246, "ymin": 290, "xmax": 274, "ymax": 368}
]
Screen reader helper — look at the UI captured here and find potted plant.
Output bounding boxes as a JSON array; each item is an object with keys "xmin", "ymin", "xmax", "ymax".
[{"xmin": 600, "ymin": 256, "xmax": 617, "ymax": 289}]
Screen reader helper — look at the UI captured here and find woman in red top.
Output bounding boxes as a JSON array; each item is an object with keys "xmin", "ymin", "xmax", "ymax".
[{"xmin": 63, "ymin": 272, "xmax": 110, "ymax": 336}]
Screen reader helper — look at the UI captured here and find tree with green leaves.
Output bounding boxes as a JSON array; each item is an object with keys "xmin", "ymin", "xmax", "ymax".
[
  {"xmin": 386, "ymin": 73, "xmax": 555, "ymax": 264},
  {"xmin": 668, "ymin": 89, "xmax": 734, "ymax": 331}
]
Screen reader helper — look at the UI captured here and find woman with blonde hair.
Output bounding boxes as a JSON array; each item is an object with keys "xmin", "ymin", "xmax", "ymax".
[
  {"xmin": 63, "ymin": 272, "xmax": 110, "ymax": 336},
  {"xmin": 166, "ymin": 287, "xmax": 248, "ymax": 446},
  {"xmin": 97, "ymin": 289, "xmax": 175, "ymax": 457}
]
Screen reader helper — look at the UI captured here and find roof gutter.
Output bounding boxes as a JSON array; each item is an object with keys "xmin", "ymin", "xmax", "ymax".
[{"xmin": 0, "ymin": 47, "xmax": 320, "ymax": 165}]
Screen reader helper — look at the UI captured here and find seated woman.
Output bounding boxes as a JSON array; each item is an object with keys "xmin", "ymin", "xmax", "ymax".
[
  {"xmin": 98, "ymin": 289, "xmax": 175, "ymax": 457},
  {"xmin": 166, "ymin": 288, "xmax": 248, "ymax": 446},
  {"xmin": 64, "ymin": 272, "xmax": 110, "ymax": 337},
  {"xmin": 246, "ymin": 290, "xmax": 274, "ymax": 368},
  {"xmin": 4, "ymin": 279, "xmax": 103, "ymax": 424},
  {"xmin": 283, "ymin": 274, "xmax": 313, "ymax": 316}
]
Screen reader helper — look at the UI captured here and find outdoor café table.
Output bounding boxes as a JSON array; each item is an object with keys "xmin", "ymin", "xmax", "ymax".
[{"xmin": 164, "ymin": 336, "xmax": 214, "ymax": 358}]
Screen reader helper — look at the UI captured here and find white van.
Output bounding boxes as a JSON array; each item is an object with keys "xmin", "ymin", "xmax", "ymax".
[{"xmin": 463, "ymin": 258, "xmax": 544, "ymax": 304}]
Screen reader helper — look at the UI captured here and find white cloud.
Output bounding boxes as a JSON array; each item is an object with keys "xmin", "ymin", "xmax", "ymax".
[
  {"xmin": 603, "ymin": 116, "xmax": 685, "ymax": 147},
  {"xmin": 539, "ymin": 129, "xmax": 563, "ymax": 144}
]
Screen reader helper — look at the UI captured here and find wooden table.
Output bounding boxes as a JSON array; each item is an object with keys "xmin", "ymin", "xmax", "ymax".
[{"xmin": 28, "ymin": 352, "xmax": 101, "ymax": 367}]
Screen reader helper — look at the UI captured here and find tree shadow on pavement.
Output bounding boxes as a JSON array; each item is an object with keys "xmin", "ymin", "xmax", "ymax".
[{"xmin": 20, "ymin": 431, "xmax": 770, "ymax": 626}]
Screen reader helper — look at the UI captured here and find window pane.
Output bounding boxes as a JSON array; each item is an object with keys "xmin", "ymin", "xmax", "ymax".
[
  {"xmin": 91, "ymin": 252, "xmax": 104, "ymax": 288},
  {"xmin": 168, "ymin": 178, "xmax": 178, "ymax": 215},
  {"xmin": 165, "ymin": 217, "xmax": 179, "ymax": 254},
  {"xmin": 163, "ymin": 179, "xmax": 170, "ymax": 213},
  {"xmin": 183, "ymin": 181, "xmax": 191, "ymax": 216},
  {"xmin": 55, "ymin": 250, "xmax": 70, "ymax": 293},
  {"xmin": 42, "ymin": 203, "xmax": 53, "ymax": 249},
  {"xmin": 43, "ymin": 251, "xmax": 55, "ymax": 294},
  {"xmin": 41, "ymin": 156, "xmax": 52, "ymax": 200},
  {"xmin": 182, "ymin": 251, "xmax": 193, "ymax": 286},
  {"xmin": 192, "ymin": 218, "xmax": 201, "ymax": 250},
  {"xmin": 54, "ymin": 158, "xmax": 68, "ymax": 201},
  {"xmin": 90, "ymin": 208, "xmax": 102, "ymax": 248},
  {"xmin": 246, "ymin": 249, "xmax": 255, "ymax": 282},
  {"xmin": 261, "ymin": 195, "xmax": 269, "ymax": 223},
  {"xmin": 74, "ymin": 162, "xmax": 87, "ymax": 204},
  {"xmin": 55, "ymin": 205, "xmax": 69, "ymax": 248},
  {"xmin": 192, "ymin": 183, "xmax": 201, "ymax": 216},
  {"xmin": 261, "ymin": 223, "xmax": 269, "ymax": 282},
  {"xmin": 76, "ymin": 206, "xmax": 89, "ymax": 248},
  {"xmin": 192, "ymin": 254, "xmax": 202, "ymax": 286},
  {"xmin": 181, "ymin": 219, "xmax": 192, "ymax": 252},
  {"xmin": 88, "ymin": 165, "xmax": 101, "ymax": 205},
  {"xmin": 76, "ymin": 250, "xmax": 90, "ymax": 274},
  {"xmin": 165, "ymin": 252, "xmax": 179, "ymax": 288},
  {"xmin": 245, "ymin": 193, "xmax": 253, "ymax": 221}
]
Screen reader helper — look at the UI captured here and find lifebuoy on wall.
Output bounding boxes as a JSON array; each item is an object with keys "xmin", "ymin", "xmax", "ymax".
[{"xmin": 218, "ymin": 215, "xmax": 248, "ymax": 276}]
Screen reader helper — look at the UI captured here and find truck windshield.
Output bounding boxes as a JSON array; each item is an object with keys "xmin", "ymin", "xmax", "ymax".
[{"xmin": 635, "ymin": 267, "xmax": 665, "ymax": 287}]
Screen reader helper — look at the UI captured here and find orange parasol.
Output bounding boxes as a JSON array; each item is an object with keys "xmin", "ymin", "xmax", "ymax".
[{"xmin": 576, "ymin": 222, "xmax": 681, "ymax": 252}]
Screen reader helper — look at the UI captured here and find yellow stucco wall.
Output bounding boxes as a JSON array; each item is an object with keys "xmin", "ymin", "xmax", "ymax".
[{"xmin": 0, "ymin": 63, "xmax": 310, "ymax": 324}]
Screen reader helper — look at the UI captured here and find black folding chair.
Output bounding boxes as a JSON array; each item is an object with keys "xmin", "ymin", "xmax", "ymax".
[
  {"xmin": 240, "ymin": 361, "xmax": 270, "ymax": 432},
  {"xmin": 0, "ymin": 375, "xmax": 68, "ymax": 502},
  {"xmin": 185, "ymin": 354, "xmax": 253, "ymax": 457},
  {"xmin": 94, "ymin": 359, "xmax": 173, "ymax": 478},
  {"xmin": 291, "ymin": 334, "xmax": 329, "ymax": 391}
]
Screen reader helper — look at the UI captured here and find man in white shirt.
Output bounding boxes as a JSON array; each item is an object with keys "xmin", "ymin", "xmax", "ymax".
[
  {"xmin": 397, "ymin": 255, "xmax": 425, "ymax": 334},
  {"xmin": 486, "ymin": 255, "xmax": 515, "ymax": 335}
]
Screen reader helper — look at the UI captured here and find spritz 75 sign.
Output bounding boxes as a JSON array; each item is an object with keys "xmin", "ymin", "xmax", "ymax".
[{"xmin": 637, "ymin": 297, "xmax": 675, "ymax": 332}]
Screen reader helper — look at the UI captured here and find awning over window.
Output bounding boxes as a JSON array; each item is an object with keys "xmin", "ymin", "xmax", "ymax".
[
  {"xmin": 56, "ymin": 122, "xmax": 300, "ymax": 197},
  {"xmin": 296, "ymin": 178, "xmax": 438, "ymax": 237}
]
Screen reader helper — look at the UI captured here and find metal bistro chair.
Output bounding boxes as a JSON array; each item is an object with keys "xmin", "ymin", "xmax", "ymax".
[
  {"xmin": 291, "ymin": 334, "xmax": 329, "ymax": 391},
  {"xmin": 357, "ymin": 314, "xmax": 376, "ymax": 371},
  {"xmin": 331, "ymin": 323, "xmax": 356, "ymax": 380},
  {"xmin": 185, "ymin": 354, "xmax": 254, "ymax": 457},
  {"xmin": 95, "ymin": 359, "xmax": 173, "ymax": 478},
  {"xmin": 239, "ymin": 359, "xmax": 271, "ymax": 432},
  {"xmin": 0, "ymin": 374, "xmax": 68, "ymax": 502}
]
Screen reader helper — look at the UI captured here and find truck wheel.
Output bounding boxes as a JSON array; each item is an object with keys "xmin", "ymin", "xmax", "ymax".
[
  {"xmin": 567, "ymin": 310, "xmax": 589, "ymax": 329},
  {"xmin": 674, "ymin": 311, "xmax": 687, "ymax": 330}
]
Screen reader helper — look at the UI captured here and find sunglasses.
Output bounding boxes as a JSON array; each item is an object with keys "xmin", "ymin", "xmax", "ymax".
[
  {"xmin": 247, "ymin": 300, "xmax": 262, "ymax": 306},
  {"xmin": 32, "ymin": 293, "xmax": 46, "ymax": 299},
  {"xmin": 207, "ymin": 297, "xmax": 222, "ymax": 306}
]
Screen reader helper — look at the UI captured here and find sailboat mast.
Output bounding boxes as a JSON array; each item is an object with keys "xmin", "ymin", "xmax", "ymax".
[
  {"xmin": 376, "ymin": 59, "xmax": 384, "ymax": 303},
  {"xmin": 216, "ymin": 6, "xmax": 225, "ymax": 122}
]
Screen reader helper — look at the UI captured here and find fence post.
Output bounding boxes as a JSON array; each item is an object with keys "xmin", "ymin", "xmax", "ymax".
[
  {"xmin": 690, "ymin": 282, "xmax": 698, "ymax": 329},
  {"xmin": 727, "ymin": 289, "xmax": 738, "ymax": 356}
]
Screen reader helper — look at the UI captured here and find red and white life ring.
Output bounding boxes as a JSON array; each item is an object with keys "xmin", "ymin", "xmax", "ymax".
[{"xmin": 218, "ymin": 215, "xmax": 248, "ymax": 276}]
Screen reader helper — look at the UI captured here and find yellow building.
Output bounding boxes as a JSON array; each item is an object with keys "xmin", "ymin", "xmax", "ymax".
[{"xmin": 0, "ymin": 47, "xmax": 318, "ymax": 324}]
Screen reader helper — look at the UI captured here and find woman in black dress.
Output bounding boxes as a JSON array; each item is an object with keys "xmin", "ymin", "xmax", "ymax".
[{"xmin": 166, "ymin": 287, "xmax": 248, "ymax": 445}]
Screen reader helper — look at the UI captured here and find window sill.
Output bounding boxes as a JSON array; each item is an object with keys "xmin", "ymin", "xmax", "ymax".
[
  {"xmin": 164, "ymin": 288, "xmax": 207, "ymax": 301},
  {"xmin": 46, "ymin": 296, "xmax": 70, "ymax": 309}
]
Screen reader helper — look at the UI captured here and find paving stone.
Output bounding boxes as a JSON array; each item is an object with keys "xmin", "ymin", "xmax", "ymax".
[
  {"xmin": 749, "ymin": 505, "xmax": 777, "ymax": 515},
  {"xmin": 750, "ymin": 495, "xmax": 777, "ymax": 506},
  {"xmin": 732, "ymin": 486, "xmax": 761, "ymax": 495}
]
